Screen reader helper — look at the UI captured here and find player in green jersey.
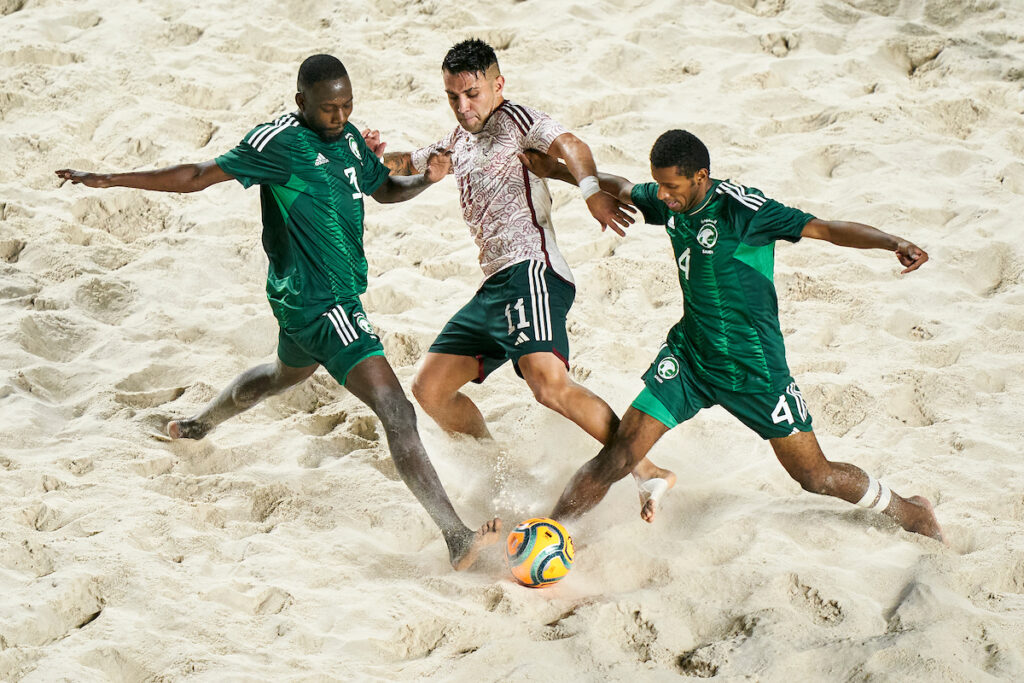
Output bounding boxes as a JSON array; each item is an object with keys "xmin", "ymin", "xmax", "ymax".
[
  {"xmin": 55, "ymin": 54, "xmax": 502, "ymax": 570},
  {"xmin": 521, "ymin": 129, "xmax": 942, "ymax": 541}
]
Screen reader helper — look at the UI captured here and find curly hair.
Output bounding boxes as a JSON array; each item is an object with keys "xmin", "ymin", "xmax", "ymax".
[{"xmin": 650, "ymin": 129, "xmax": 710, "ymax": 177}]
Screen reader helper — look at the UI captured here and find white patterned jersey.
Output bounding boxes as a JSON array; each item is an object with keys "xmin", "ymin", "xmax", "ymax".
[{"xmin": 412, "ymin": 100, "xmax": 574, "ymax": 284}]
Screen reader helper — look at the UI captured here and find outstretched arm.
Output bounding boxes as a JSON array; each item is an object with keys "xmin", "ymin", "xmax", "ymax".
[
  {"xmin": 801, "ymin": 219, "xmax": 929, "ymax": 274},
  {"xmin": 54, "ymin": 160, "xmax": 233, "ymax": 193},
  {"xmin": 519, "ymin": 149, "xmax": 636, "ymax": 206},
  {"xmin": 546, "ymin": 132, "xmax": 634, "ymax": 235}
]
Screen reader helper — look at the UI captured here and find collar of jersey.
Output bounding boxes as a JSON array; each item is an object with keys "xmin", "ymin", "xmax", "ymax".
[{"xmin": 685, "ymin": 179, "xmax": 722, "ymax": 216}]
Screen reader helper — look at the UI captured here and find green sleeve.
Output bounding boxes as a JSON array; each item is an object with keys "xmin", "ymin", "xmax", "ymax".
[
  {"xmin": 215, "ymin": 131, "xmax": 291, "ymax": 188},
  {"xmin": 630, "ymin": 182, "xmax": 671, "ymax": 226},
  {"xmin": 353, "ymin": 130, "xmax": 389, "ymax": 196},
  {"xmin": 741, "ymin": 199, "xmax": 815, "ymax": 246}
]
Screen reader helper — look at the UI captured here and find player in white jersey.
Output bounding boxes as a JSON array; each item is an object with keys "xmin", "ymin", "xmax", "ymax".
[{"xmin": 368, "ymin": 39, "xmax": 675, "ymax": 521}]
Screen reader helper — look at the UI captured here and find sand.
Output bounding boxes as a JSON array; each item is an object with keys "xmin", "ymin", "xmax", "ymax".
[{"xmin": 2, "ymin": 0, "xmax": 1023, "ymax": 680}]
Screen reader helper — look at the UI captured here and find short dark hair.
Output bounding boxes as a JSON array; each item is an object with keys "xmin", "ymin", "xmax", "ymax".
[
  {"xmin": 297, "ymin": 54, "xmax": 348, "ymax": 92},
  {"xmin": 442, "ymin": 39, "xmax": 499, "ymax": 76},
  {"xmin": 650, "ymin": 129, "xmax": 710, "ymax": 177}
]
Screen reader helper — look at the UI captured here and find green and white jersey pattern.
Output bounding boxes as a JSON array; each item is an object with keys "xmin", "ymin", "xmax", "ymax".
[
  {"xmin": 632, "ymin": 180, "xmax": 814, "ymax": 392},
  {"xmin": 215, "ymin": 115, "xmax": 390, "ymax": 330}
]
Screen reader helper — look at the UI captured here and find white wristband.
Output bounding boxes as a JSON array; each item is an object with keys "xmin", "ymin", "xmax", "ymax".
[{"xmin": 579, "ymin": 175, "xmax": 601, "ymax": 200}]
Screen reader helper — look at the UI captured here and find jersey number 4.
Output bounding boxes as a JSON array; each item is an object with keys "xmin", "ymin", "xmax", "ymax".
[
  {"xmin": 677, "ymin": 247, "xmax": 691, "ymax": 280},
  {"xmin": 344, "ymin": 167, "xmax": 364, "ymax": 199},
  {"xmin": 771, "ymin": 383, "xmax": 809, "ymax": 425}
]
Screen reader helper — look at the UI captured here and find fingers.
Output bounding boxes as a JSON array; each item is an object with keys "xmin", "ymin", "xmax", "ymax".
[{"xmin": 897, "ymin": 247, "xmax": 928, "ymax": 274}]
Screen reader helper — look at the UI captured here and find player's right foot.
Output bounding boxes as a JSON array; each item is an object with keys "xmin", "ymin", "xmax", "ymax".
[
  {"xmin": 166, "ymin": 418, "xmax": 213, "ymax": 441},
  {"xmin": 900, "ymin": 495, "xmax": 945, "ymax": 543},
  {"xmin": 449, "ymin": 518, "xmax": 502, "ymax": 571},
  {"xmin": 636, "ymin": 468, "xmax": 677, "ymax": 523}
]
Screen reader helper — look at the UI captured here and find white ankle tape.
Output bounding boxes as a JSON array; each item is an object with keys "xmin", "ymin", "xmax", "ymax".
[{"xmin": 856, "ymin": 475, "xmax": 892, "ymax": 511}]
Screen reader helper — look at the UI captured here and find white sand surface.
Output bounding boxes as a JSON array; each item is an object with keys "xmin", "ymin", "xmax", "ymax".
[{"xmin": 2, "ymin": 0, "xmax": 1024, "ymax": 680}]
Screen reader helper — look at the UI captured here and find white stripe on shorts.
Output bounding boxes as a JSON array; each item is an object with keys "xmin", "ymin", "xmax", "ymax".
[
  {"xmin": 528, "ymin": 261, "xmax": 551, "ymax": 341},
  {"xmin": 335, "ymin": 305, "xmax": 359, "ymax": 342},
  {"xmin": 324, "ymin": 308, "xmax": 351, "ymax": 345}
]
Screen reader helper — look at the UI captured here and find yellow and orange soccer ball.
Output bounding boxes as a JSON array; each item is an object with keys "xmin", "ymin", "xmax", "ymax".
[{"xmin": 505, "ymin": 517, "xmax": 575, "ymax": 588}]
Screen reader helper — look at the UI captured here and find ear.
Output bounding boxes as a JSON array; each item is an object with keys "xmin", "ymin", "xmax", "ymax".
[
  {"xmin": 295, "ymin": 92, "xmax": 304, "ymax": 109},
  {"xmin": 493, "ymin": 74, "xmax": 505, "ymax": 95}
]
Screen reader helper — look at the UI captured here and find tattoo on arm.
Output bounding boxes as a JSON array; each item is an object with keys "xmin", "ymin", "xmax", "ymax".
[{"xmin": 382, "ymin": 152, "xmax": 415, "ymax": 176}]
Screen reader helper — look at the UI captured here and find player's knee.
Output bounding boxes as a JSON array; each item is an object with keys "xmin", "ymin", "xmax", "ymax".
[
  {"xmin": 410, "ymin": 374, "xmax": 437, "ymax": 411},
  {"xmin": 788, "ymin": 463, "xmax": 831, "ymax": 495},
  {"xmin": 596, "ymin": 444, "xmax": 636, "ymax": 484},
  {"xmin": 527, "ymin": 376, "xmax": 567, "ymax": 412},
  {"xmin": 373, "ymin": 390, "xmax": 418, "ymax": 432}
]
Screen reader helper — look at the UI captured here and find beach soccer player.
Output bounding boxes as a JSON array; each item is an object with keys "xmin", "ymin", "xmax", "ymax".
[
  {"xmin": 522, "ymin": 129, "xmax": 942, "ymax": 540},
  {"xmin": 366, "ymin": 39, "xmax": 676, "ymax": 521},
  {"xmin": 55, "ymin": 54, "xmax": 502, "ymax": 570}
]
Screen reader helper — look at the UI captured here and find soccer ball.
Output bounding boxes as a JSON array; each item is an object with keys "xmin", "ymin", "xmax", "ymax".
[{"xmin": 505, "ymin": 517, "xmax": 575, "ymax": 588}]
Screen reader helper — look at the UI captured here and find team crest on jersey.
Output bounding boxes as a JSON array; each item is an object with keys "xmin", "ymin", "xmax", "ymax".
[
  {"xmin": 657, "ymin": 356, "xmax": 680, "ymax": 380},
  {"xmin": 354, "ymin": 312, "xmax": 375, "ymax": 336},
  {"xmin": 346, "ymin": 133, "xmax": 362, "ymax": 160},
  {"xmin": 697, "ymin": 219, "xmax": 718, "ymax": 251}
]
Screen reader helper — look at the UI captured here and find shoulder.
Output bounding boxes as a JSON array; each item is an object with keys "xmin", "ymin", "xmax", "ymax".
[
  {"xmin": 715, "ymin": 179, "xmax": 769, "ymax": 214},
  {"xmin": 242, "ymin": 113, "xmax": 302, "ymax": 154},
  {"xmin": 494, "ymin": 100, "xmax": 541, "ymax": 135}
]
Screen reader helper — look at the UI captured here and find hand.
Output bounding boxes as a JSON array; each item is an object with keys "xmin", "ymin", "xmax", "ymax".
[
  {"xmin": 517, "ymin": 149, "xmax": 560, "ymax": 179},
  {"xmin": 54, "ymin": 169, "xmax": 110, "ymax": 188},
  {"xmin": 360, "ymin": 128, "xmax": 387, "ymax": 159},
  {"xmin": 895, "ymin": 240, "xmax": 928, "ymax": 274},
  {"xmin": 424, "ymin": 141, "xmax": 454, "ymax": 183},
  {"xmin": 585, "ymin": 191, "xmax": 635, "ymax": 236}
]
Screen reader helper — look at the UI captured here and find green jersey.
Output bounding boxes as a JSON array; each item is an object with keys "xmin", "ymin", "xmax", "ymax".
[
  {"xmin": 632, "ymin": 180, "xmax": 814, "ymax": 392},
  {"xmin": 215, "ymin": 114, "xmax": 389, "ymax": 330}
]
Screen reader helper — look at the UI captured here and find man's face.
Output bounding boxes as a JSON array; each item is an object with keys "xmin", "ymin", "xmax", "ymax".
[
  {"xmin": 442, "ymin": 66, "xmax": 504, "ymax": 133},
  {"xmin": 651, "ymin": 165, "xmax": 709, "ymax": 213},
  {"xmin": 295, "ymin": 77, "xmax": 353, "ymax": 142}
]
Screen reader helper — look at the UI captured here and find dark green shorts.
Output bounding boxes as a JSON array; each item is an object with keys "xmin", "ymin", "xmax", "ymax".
[
  {"xmin": 277, "ymin": 299, "xmax": 385, "ymax": 386},
  {"xmin": 428, "ymin": 260, "xmax": 575, "ymax": 382},
  {"xmin": 631, "ymin": 344, "xmax": 813, "ymax": 440}
]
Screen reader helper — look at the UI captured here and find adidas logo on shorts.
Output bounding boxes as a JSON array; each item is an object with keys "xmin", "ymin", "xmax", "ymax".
[
  {"xmin": 515, "ymin": 331, "xmax": 530, "ymax": 346},
  {"xmin": 314, "ymin": 152, "xmax": 329, "ymax": 166}
]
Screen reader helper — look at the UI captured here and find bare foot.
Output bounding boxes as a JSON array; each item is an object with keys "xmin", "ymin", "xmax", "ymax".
[
  {"xmin": 166, "ymin": 418, "xmax": 213, "ymax": 441},
  {"xmin": 899, "ymin": 495, "xmax": 945, "ymax": 543},
  {"xmin": 637, "ymin": 469, "xmax": 677, "ymax": 523},
  {"xmin": 449, "ymin": 518, "xmax": 503, "ymax": 571}
]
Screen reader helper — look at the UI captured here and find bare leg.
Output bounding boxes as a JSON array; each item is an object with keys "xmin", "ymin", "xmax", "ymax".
[
  {"xmin": 519, "ymin": 353, "xmax": 676, "ymax": 522},
  {"xmin": 168, "ymin": 358, "xmax": 319, "ymax": 440},
  {"xmin": 770, "ymin": 430, "xmax": 943, "ymax": 542},
  {"xmin": 346, "ymin": 355, "xmax": 502, "ymax": 569},
  {"xmin": 412, "ymin": 353, "xmax": 492, "ymax": 439},
  {"xmin": 551, "ymin": 407, "xmax": 670, "ymax": 522}
]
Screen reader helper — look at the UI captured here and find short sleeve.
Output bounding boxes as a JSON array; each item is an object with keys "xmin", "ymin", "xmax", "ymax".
[
  {"xmin": 351, "ymin": 130, "xmax": 390, "ymax": 195},
  {"xmin": 215, "ymin": 131, "xmax": 292, "ymax": 189},
  {"xmin": 523, "ymin": 112, "xmax": 569, "ymax": 153},
  {"xmin": 412, "ymin": 129, "xmax": 458, "ymax": 173},
  {"xmin": 630, "ymin": 182, "xmax": 671, "ymax": 226},
  {"xmin": 741, "ymin": 199, "xmax": 815, "ymax": 246}
]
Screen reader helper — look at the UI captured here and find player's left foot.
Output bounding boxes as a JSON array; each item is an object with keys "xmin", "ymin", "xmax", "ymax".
[
  {"xmin": 899, "ymin": 495, "xmax": 945, "ymax": 543},
  {"xmin": 166, "ymin": 418, "xmax": 213, "ymax": 441},
  {"xmin": 449, "ymin": 518, "xmax": 503, "ymax": 571},
  {"xmin": 636, "ymin": 469, "xmax": 677, "ymax": 523}
]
